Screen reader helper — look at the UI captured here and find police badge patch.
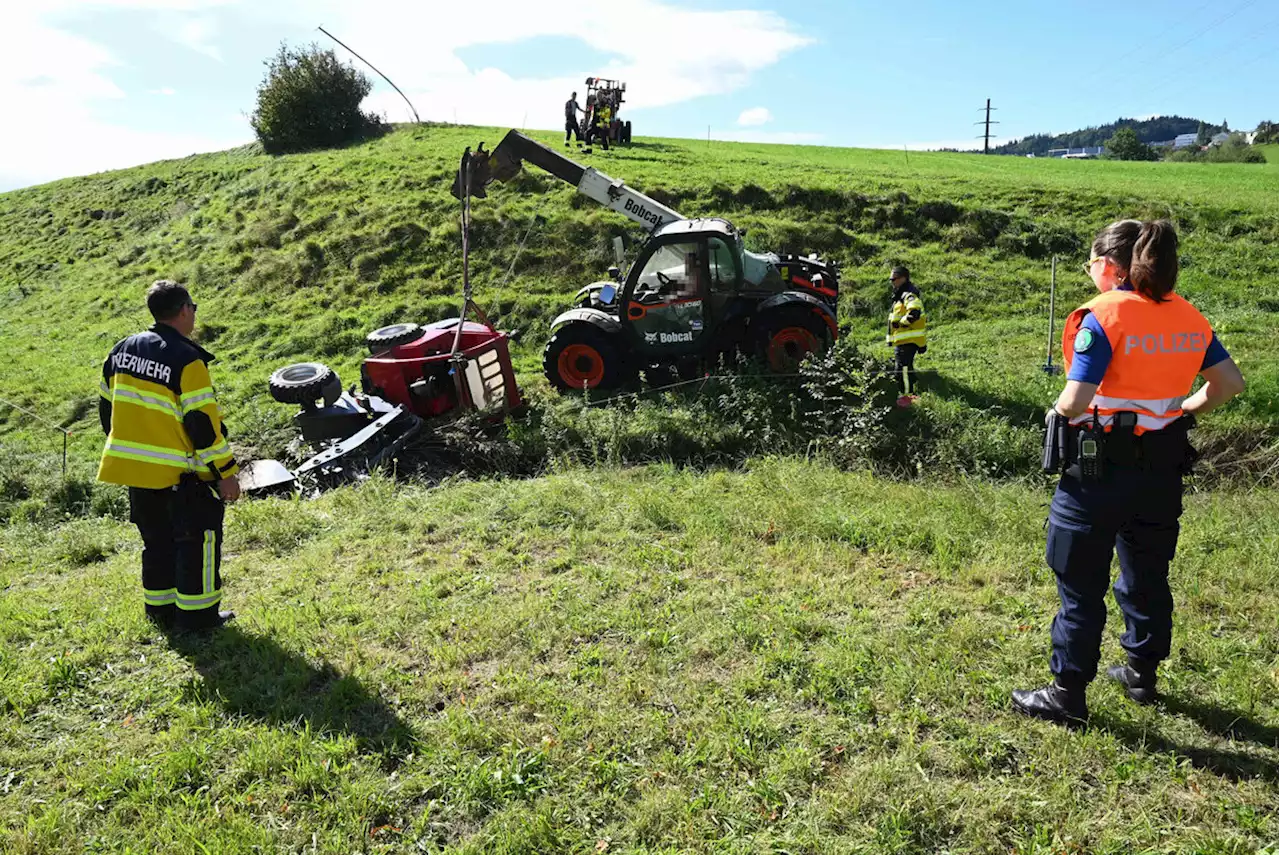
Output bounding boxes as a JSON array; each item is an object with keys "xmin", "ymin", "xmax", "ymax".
[{"xmin": 1073, "ymin": 328, "xmax": 1096, "ymax": 353}]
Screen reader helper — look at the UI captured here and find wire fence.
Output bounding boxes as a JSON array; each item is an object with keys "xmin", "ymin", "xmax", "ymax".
[{"xmin": 0, "ymin": 396, "xmax": 73, "ymax": 481}]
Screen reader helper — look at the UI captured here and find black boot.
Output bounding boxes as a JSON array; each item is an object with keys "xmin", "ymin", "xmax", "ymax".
[
  {"xmin": 1106, "ymin": 658, "xmax": 1157, "ymax": 705},
  {"xmin": 145, "ymin": 604, "xmax": 176, "ymax": 630},
  {"xmin": 1012, "ymin": 679, "xmax": 1088, "ymax": 727},
  {"xmin": 175, "ymin": 609, "xmax": 236, "ymax": 633}
]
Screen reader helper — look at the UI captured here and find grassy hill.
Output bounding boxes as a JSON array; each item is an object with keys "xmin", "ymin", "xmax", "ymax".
[
  {"xmin": 0, "ymin": 127, "xmax": 1276, "ymax": 852},
  {"xmin": 0, "ymin": 124, "xmax": 1275, "ymax": 475}
]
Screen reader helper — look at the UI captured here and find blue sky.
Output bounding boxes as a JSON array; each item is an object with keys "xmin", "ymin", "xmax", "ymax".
[{"xmin": 2, "ymin": 0, "xmax": 1276, "ymax": 190}]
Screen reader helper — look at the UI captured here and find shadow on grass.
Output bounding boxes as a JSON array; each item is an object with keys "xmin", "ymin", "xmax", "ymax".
[
  {"xmin": 1095, "ymin": 706, "xmax": 1278, "ymax": 784},
  {"xmin": 1158, "ymin": 694, "xmax": 1279, "ymax": 748},
  {"xmin": 168, "ymin": 625, "xmax": 417, "ymax": 760},
  {"xmin": 920, "ymin": 371, "xmax": 1045, "ymax": 425}
]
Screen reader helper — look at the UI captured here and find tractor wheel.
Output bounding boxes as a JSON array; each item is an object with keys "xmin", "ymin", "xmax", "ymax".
[
  {"xmin": 543, "ymin": 323, "xmax": 630, "ymax": 392},
  {"xmin": 623, "ymin": 121, "xmax": 633, "ymax": 144},
  {"xmin": 268, "ymin": 362, "xmax": 341, "ymax": 407},
  {"xmin": 756, "ymin": 308, "xmax": 829, "ymax": 373},
  {"xmin": 366, "ymin": 322, "xmax": 422, "ymax": 352}
]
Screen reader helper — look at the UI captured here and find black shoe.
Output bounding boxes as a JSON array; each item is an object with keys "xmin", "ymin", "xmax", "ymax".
[
  {"xmin": 145, "ymin": 608, "xmax": 176, "ymax": 631},
  {"xmin": 1106, "ymin": 660, "xmax": 1157, "ymax": 705},
  {"xmin": 1012, "ymin": 681, "xmax": 1088, "ymax": 727},
  {"xmin": 175, "ymin": 609, "xmax": 236, "ymax": 633}
]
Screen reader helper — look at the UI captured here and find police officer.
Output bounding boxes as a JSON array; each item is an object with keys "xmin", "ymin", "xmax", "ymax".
[
  {"xmin": 1013, "ymin": 220, "xmax": 1245, "ymax": 725},
  {"xmin": 886, "ymin": 266, "xmax": 927, "ymax": 400},
  {"xmin": 98, "ymin": 280, "xmax": 241, "ymax": 631}
]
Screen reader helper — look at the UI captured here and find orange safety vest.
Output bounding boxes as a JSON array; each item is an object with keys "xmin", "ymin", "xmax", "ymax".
[{"xmin": 1062, "ymin": 289, "xmax": 1212, "ymax": 435}]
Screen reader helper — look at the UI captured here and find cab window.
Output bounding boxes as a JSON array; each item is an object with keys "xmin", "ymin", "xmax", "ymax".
[{"xmin": 707, "ymin": 237, "xmax": 737, "ymax": 291}]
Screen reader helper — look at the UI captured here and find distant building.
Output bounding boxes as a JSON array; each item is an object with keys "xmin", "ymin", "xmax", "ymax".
[
  {"xmin": 1172, "ymin": 133, "xmax": 1198, "ymax": 149},
  {"xmin": 1046, "ymin": 146, "xmax": 1105, "ymax": 158},
  {"xmin": 1209, "ymin": 132, "xmax": 1231, "ymax": 146}
]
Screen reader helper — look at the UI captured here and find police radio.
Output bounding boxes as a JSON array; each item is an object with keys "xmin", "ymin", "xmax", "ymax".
[{"xmin": 1076, "ymin": 407, "xmax": 1103, "ymax": 481}]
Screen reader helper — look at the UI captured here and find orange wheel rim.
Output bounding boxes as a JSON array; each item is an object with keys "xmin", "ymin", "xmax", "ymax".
[
  {"xmin": 767, "ymin": 327, "xmax": 819, "ymax": 372},
  {"xmin": 558, "ymin": 343, "xmax": 606, "ymax": 387}
]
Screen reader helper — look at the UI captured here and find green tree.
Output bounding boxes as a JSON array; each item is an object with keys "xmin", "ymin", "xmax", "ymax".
[
  {"xmin": 1195, "ymin": 121, "xmax": 1211, "ymax": 147},
  {"xmin": 1105, "ymin": 127, "xmax": 1157, "ymax": 161},
  {"xmin": 250, "ymin": 43, "xmax": 385, "ymax": 155},
  {"xmin": 1254, "ymin": 120, "xmax": 1278, "ymax": 145}
]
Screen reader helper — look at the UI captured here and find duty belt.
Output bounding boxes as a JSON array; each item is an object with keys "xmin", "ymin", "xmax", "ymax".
[{"xmin": 1043, "ymin": 410, "xmax": 1196, "ymax": 479}]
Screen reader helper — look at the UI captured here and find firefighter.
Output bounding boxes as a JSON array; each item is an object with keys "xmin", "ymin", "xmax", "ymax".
[
  {"xmin": 98, "ymin": 280, "xmax": 241, "ymax": 632},
  {"xmin": 564, "ymin": 91, "xmax": 584, "ymax": 147},
  {"xmin": 589, "ymin": 101, "xmax": 611, "ymax": 151},
  {"xmin": 885, "ymin": 266, "xmax": 926, "ymax": 401},
  {"xmin": 1012, "ymin": 220, "xmax": 1245, "ymax": 726}
]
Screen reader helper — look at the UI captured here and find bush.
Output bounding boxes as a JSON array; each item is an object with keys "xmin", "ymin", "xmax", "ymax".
[{"xmin": 250, "ymin": 43, "xmax": 385, "ymax": 155}]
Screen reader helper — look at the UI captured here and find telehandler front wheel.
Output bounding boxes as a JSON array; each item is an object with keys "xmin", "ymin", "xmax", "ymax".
[
  {"xmin": 756, "ymin": 308, "xmax": 829, "ymax": 373},
  {"xmin": 543, "ymin": 323, "xmax": 631, "ymax": 392}
]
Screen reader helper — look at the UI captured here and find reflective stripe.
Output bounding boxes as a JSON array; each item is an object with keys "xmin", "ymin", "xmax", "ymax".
[
  {"xmin": 144, "ymin": 588, "xmax": 177, "ymax": 606},
  {"xmin": 1069, "ymin": 411, "xmax": 1181, "ymax": 432},
  {"xmin": 104, "ymin": 438, "xmax": 198, "ymax": 470},
  {"xmin": 111, "ymin": 387, "xmax": 183, "ymax": 420},
  {"xmin": 203, "ymin": 530, "xmax": 215, "ymax": 595},
  {"xmin": 176, "ymin": 590, "xmax": 222, "ymax": 610},
  {"xmin": 181, "ymin": 392, "xmax": 217, "ymax": 414},
  {"xmin": 888, "ymin": 329, "xmax": 926, "ymax": 343},
  {"xmin": 1088, "ymin": 394, "xmax": 1185, "ymax": 418},
  {"xmin": 98, "ymin": 380, "xmax": 111, "ymax": 398},
  {"xmin": 196, "ymin": 441, "xmax": 232, "ymax": 464},
  {"xmin": 180, "ymin": 386, "xmax": 214, "ymax": 406}
]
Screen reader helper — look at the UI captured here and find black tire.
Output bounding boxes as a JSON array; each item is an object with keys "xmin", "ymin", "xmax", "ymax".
[
  {"xmin": 366, "ymin": 322, "xmax": 422, "ymax": 352},
  {"xmin": 623, "ymin": 121, "xmax": 633, "ymax": 144},
  {"xmin": 755, "ymin": 307, "xmax": 830, "ymax": 373},
  {"xmin": 543, "ymin": 323, "xmax": 631, "ymax": 392},
  {"xmin": 268, "ymin": 363, "xmax": 341, "ymax": 406}
]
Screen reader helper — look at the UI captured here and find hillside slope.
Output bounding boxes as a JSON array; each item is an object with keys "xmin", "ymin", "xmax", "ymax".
[{"xmin": 0, "ymin": 125, "xmax": 1275, "ymax": 473}]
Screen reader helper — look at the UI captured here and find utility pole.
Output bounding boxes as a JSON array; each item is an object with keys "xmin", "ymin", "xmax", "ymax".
[{"xmin": 974, "ymin": 98, "xmax": 999, "ymax": 153}]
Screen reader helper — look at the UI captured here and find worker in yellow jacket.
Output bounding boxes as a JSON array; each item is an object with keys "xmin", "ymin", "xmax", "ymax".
[
  {"xmin": 886, "ymin": 265, "xmax": 927, "ymax": 399},
  {"xmin": 98, "ymin": 280, "xmax": 240, "ymax": 631}
]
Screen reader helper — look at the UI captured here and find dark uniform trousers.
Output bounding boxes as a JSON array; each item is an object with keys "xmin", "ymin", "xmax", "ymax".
[
  {"xmin": 1046, "ymin": 464, "xmax": 1183, "ymax": 687},
  {"xmin": 894, "ymin": 343, "xmax": 921, "ymax": 395},
  {"xmin": 129, "ymin": 474, "xmax": 225, "ymax": 629}
]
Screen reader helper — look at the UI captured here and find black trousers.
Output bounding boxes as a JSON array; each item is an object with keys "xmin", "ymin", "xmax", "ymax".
[
  {"xmin": 565, "ymin": 119, "xmax": 582, "ymax": 143},
  {"xmin": 129, "ymin": 475, "xmax": 225, "ymax": 628},
  {"xmin": 1046, "ymin": 466, "xmax": 1183, "ymax": 686},
  {"xmin": 587, "ymin": 124, "xmax": 609, "ymax": 150},
  {"xmin": 894, "ymin": 343, "xmax": 922, "ymax": 394}
]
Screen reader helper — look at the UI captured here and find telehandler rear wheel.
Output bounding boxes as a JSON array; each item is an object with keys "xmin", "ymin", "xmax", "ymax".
[{"xmin": 756, "ymin": 308, "xmax": 828, "ymax": 373}]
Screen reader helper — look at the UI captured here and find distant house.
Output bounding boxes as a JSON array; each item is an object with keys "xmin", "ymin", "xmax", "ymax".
[
  {"xmin": 1209, "ymin": 132, "xmax": 1231, "ymax": 146},
  {"xmin": 1172, "ymin": 133, "xmax": 1198, "ymax": 149},
  {"xmin": 1046, "ymin": 145, "xmax": 1105, "ymax": 158}
]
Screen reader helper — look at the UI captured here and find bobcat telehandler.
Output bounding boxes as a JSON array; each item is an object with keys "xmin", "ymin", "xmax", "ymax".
[{"xmin": 452, "ymin": 130, "xmax": 840, "ymax": 391}]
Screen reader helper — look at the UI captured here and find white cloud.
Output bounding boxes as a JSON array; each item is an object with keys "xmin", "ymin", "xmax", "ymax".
[
  {"xmin": 0, "ymin": 4, "xmax": 243, "ymax": 190},
  {"xmin": 0, "ymin": 0, "xmax": 811, "ymax": 189},
  {"xmin": 737, "ymin": 107, "xmax": 772, "ymax": 127},
  {"xmin": 171, "ymin": 16, "xmax": 222, "ymax": 61},
  {"xmin": 304, "ymin": 0, "xmax": 813, "ymax": 130}
]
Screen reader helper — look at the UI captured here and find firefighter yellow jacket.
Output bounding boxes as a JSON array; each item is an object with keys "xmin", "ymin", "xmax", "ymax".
[
  {"xmin": 97, "ymin": 324, "xmax": 238, "ymax": 489},
  {"xmin": 887, "ymin": 286, "xmax": 927, "ymax": 347}
]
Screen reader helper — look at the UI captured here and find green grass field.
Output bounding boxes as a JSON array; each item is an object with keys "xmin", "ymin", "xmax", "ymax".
[{"xmin": 0, "ymin": 127, "xmax": 1276, "ymax": 852}]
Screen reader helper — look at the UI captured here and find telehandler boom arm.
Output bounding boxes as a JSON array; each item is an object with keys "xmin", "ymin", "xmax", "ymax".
[{"xmin": 451, "ymin": 130, "xmax": 684, "ymax": 231}]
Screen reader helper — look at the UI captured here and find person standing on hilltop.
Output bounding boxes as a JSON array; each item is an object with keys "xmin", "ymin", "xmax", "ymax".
[
  {"xmin": 1013, "ymin": 220, "xmax": 1245, "ymax": 726},
  {"xmin": 564, "ymin": 91, "xmax": 585, "ymax": 148},
  {"xmin": 97, "ymin": 280, "xmax": 240, "ymax": 632},
  {"xmin": 885, "ymin": 265, "xmax": 927, "ymax": 404}
]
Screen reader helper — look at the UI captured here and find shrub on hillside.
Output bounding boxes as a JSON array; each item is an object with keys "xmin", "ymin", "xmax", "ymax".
[
  {"xmin": 1164, "ymin": 137, "xmax": 1267, "ymax": 164},
  {"xmin": 1104, "ymin": 127, "xmax": 1158, "ymax": 161},
  {"xmin": 250, "ymin": 43, "xmax": 385, "ymax": 155}
]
